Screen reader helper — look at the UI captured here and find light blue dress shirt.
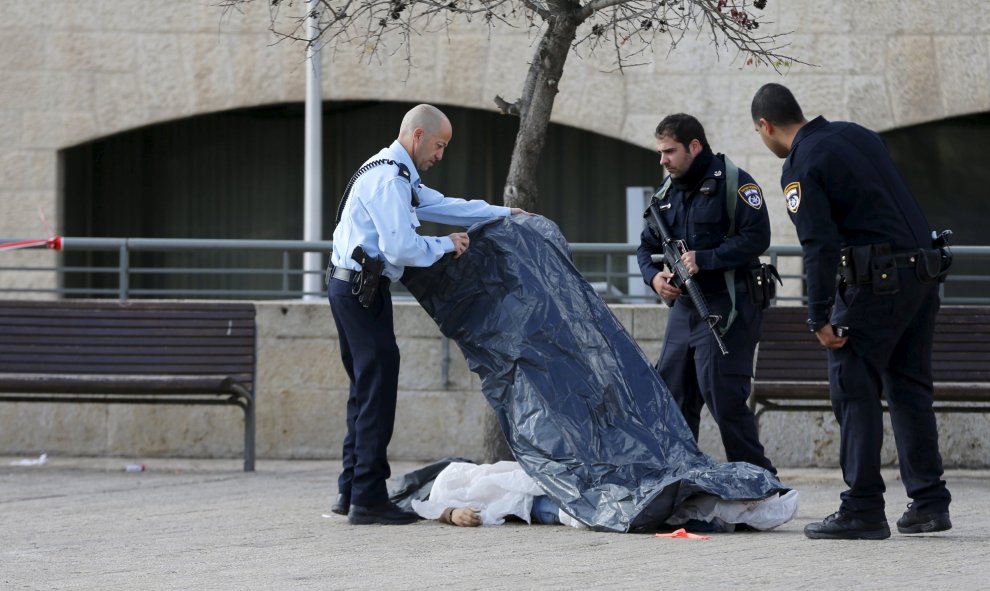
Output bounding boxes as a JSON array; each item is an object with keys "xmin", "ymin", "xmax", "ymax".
[{"xmin": 331, "ymin": 140, "xmax": 510, "ymax": 282}]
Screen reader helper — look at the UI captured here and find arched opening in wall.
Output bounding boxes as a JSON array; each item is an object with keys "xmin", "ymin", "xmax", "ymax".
[
  {"xmin": 882, "ymin": 113, "xmax": 990, "ymax": 301},
  {"xmin": 61, "ymin": 101, "xmax": 659, "ymax": 297}
]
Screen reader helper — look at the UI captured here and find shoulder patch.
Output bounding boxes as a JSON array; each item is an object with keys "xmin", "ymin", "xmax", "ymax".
[
  {"xmin": 784, "ymin": 181, "xmax": 802, "ymax": 213},
  {"xmin": 738, "ymin": 183, "xmax": 763, "ymax": 210}
]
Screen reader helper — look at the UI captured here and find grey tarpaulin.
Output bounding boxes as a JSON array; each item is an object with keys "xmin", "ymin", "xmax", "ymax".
[{"xmin": 401, "ymin": 214, "xmax": 786, "ymax": 533}]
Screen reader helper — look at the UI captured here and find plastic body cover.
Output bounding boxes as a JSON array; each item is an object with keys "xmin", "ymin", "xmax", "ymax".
[{"xmin": 401, "ymin": 215, "xmax": 786, "ymax": 533}]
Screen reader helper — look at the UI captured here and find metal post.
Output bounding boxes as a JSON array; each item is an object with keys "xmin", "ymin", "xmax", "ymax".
[
  {"xmin": 282, "ymin": 251, "xmax": 290, "ymax": 296},
  {"xmin": 626, "ymin": 187, "xmax": 653, "ymax": 300},
  {"xmin": 118, "ymin": 243, "xmax": 129, "ymax": 302},
  {"xmin": 302, "ymin": 1, "xmax": 323, "ymax": 300}
]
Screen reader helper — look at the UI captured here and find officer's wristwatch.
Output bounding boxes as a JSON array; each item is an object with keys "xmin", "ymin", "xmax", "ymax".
[{"xmin": 807, "ymin": 319, "xmax": 829, "ymax": 333}]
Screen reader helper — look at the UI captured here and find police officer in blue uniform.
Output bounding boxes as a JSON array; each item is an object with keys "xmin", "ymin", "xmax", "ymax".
[
  {"xmin": 328, "ymin": 104, "xmax": 522, "ymax": 525},
  {"xmin": 637, "ymin": 113, "xmax": 777, "ymax": 474},
  {"xmin": 751, "ymin": 83, "xmax": 952, "ymax": 540}
]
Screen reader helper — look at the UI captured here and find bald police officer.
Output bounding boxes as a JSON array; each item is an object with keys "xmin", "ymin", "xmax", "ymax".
[
  {"xmin": 328, "ymin": 104, "xmax": 523, "ymax": 525},
  {"xmin": 751, "ymin": 83, "xmax": 952, "ymax": 540}
]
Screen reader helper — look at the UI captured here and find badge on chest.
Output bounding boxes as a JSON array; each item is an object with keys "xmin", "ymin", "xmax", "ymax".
[{"xmin": 700, "ymin": 178, "xmax": 718, "ymax": 196}]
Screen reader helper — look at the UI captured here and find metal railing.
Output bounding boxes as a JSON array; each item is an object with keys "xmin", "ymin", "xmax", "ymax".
[{"xmin": 2, "ymin": 237, "xmax": 989, "ymax": 304}]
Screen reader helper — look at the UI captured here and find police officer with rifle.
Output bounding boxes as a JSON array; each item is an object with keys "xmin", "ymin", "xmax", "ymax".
[{"xmin": 638, "ymin": 113, "xmax": 777, "ymax": 474}]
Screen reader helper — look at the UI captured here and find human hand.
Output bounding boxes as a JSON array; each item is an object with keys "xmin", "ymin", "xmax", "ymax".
[
  {"xmin": 680, "ymin": 250, "xmax": 698, "ymax": 275},
  {"xmin": 814, "ymin": 324, "xmax": 848, "ymax": 349},
  {"xmin": 509, "ymin": 208, "xmax": 530, "ymax": 216},
  {"xmin": 652, "ymin": 271, "xmax": 681, "ymax": 301},
  {"xmin": 449, "ymin": 232, "xmax": 470, "ymax": 258},
  {"xmin": 451, "ymin": 507, "xmax": 482, "ymax": 527}
]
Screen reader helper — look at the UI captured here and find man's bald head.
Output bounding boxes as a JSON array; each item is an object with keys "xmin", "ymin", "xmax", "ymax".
[
  {"xmin": 399, "ymin": 104, "xmax": 450, "ymax": 141},
  {"xmin": 398, "ymin": 104, "xmax": 452, "ymax": 172}
]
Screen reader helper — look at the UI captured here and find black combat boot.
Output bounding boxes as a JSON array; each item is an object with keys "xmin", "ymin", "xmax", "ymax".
[
  {"xmin": 896, "ymin": 503, "xmax": 951, "ymax": 534},
  {"xmin": 804, "ymin": 511, "xmax": 891, "ymax": 540}
]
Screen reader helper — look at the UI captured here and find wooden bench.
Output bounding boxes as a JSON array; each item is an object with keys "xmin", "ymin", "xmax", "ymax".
[
  {"xmin": 0, "ymin": 300, "xmax": 257, "ymax": 471},
  {"xmin": 751, "ymin": 305, "xmax": 990, "ymax": 428}
]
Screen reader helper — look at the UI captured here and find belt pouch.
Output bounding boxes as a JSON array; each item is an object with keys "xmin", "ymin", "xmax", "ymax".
[
  {"xmin": 747, "ymin": 267, "xmax": 766, "ymax": 308},
  {"xmin": 851, "ymin": 245, "xmax": 872, "ymax": 285},
  {"xmin": 870, "ymin": 243, "xmax": 899, "ymax": 294}
]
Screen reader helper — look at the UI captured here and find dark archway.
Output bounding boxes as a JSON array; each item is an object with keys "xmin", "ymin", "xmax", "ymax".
[
  {"xmin": 61, "ymin": 101, "xmax": 660, "ymax": 296},
  {"xmin": 883, "ymin": 113, "xmax": 990, "ymax": 301}
]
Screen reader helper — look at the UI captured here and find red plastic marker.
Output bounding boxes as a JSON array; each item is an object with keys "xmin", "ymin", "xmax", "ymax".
[{"xmin": 655, "ymin": 528, "xmax": 711, "ymax": 540}]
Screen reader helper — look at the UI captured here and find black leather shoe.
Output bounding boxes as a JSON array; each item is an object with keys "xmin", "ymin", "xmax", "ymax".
[
  {"xmin": 348, "ymin": 502, "xmax": 420, "ymax": 525},
  {"xmin": 897, "ymin": 503, "xmax": 952, "ymax": 534},
  {"xmin": 330, "ymin": 494, "xmax": 349, "ymax": 516},
  {"xmin": 804, "ymin": 511, "xmax": 891, "ymax": 540}
]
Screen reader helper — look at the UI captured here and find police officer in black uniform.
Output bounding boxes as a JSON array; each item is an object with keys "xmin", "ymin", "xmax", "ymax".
[
  {"xmin": 751, "ymin": 83, "xmax": 953, "ymax": 540},
  {"xmin": 637, "ymin": 113, "xmax": 777, "ymax": 474}
]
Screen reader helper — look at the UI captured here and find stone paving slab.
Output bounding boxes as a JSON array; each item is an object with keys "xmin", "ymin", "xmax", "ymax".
[{"xmin": 1, "ymin": 457, "xmax": 988, "ymax": 590}]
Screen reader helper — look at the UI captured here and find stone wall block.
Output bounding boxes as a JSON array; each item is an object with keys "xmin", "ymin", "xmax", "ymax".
[
  {"xmin": 257, "ymin": 387, "xmax": 337, "ymax": 458},
  {"xmin": 20, "ymin": 111, "xmax": 99, "ymax": 150},
  {"xmin": 436, "ymin": 35, "xmax": 488, "ymax": 104},
  {"xmin": 45, "ymin": 33, "xmax": 139, "ymax": 73},
  {"xmin": 184, "ymin": 34, "xmax": 238, "ymax": 113},
  {"xmin": 935, "ymin": 35, "xmax": 990, "ymax": 117},
  {"xmin": 106, "ymin": 405, "xmax": 241, "ymax": 457},
  {"xmin": 630, "ymin": 305, "xmax": 667, "ymax": 341},
  {"xmin": 0, "ymin": 31, "xmax": 45, "ymax": 71},
  {"xmin": 885, "ymin": 35, "xmax": 942, "ymax": 127},
  {"xmin": 256, "ymin": 301, "xmax": 336, "ymax": 339},
  {"xmin": 137, "ymin": 34, "xmax": 195, "ymax": 118},
  {"xmin": 482, "ymin": 34, "xmax": 532, "ymax": 108},
  {"xmin": 390, "ymin": 389, "xmax": 488, "ymax": 461},
  {"xmin": 93, "ymin": 73, "xmax": 149, "ymax": 136},
  {"xmin": 393, "ymin": 303, "xmax": 441, "ymax": 337},
  {"xmin": 846, "ymin": 75, "xmax": 894, "ymax": 131},
  {"xmin": 0, "ymin": 151, "xmax": 56, "ymax": 191},
  {"xmin": 258, "ymin": 338, "xmax": 341, "ymax": 390}
]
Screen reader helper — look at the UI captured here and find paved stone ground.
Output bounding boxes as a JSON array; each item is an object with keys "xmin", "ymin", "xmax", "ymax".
[{"xmin": 2, "ymin": 456, "xmax": 987, "ymax": 590}]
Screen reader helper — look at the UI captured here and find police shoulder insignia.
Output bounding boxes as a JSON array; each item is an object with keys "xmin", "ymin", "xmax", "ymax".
[
  {"xmin": 784, "ymin": 181, "xmax": 802, "ymax": 213},
  {"xmin": 738, "ymin": 183, "xmax": 763, "ymax": 209}
]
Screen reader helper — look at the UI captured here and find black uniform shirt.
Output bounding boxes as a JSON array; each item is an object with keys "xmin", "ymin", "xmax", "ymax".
[
  {"xmin": 639, "ymin": 150, "xmax": 771, "ymax": 295},
  {"xmin": 781, "ymin": 116, "xmax": 932, "ymax": 322}
]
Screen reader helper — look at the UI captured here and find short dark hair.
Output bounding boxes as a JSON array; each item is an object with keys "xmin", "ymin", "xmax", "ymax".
[
  {"xmin": 654, "ymin": 113, "xmax": 709, "ymax": 151},
  {"xmin": 751, "ymin": 83, "xmax": 805, "ymax": 125}
]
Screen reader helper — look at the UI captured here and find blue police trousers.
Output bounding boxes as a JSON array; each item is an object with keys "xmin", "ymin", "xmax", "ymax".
[
  {"xmin": 328, "ymin": 277, "xmax": 400, "ymax": 508},
  {"xmin": 828, "ymin": 273, "xmax": 951, "ymax": 521}
]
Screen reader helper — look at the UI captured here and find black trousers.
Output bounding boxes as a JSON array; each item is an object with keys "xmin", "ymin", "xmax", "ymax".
[
  {"xmin": 658, "ymin": 289, "xmax": 776, "ymax": 474},
  {"xmin": 328, "ymin": 277, "xmax": 400, "ymax": 507},
  {"xmin": 828, "ymin": 273, "xmax": 951, "ymax": 521}
]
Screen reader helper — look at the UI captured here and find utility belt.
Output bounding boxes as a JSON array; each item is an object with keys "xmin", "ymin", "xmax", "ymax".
[
  {"xmin": 838, "ymin": 242, "xmax": 951, "ymax": 294},
  {"xmin": 325, "ymin": 246, "xmax": 388, "ymax": 308},
  {"xmin": 687, "ymin": 264, "xmax": 780, "ymax": 312}
]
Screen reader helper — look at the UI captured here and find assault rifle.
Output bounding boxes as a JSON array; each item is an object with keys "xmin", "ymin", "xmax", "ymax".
[{"xmin": 645, "ymin": 199, "xmax": 729, "ymax": 355}]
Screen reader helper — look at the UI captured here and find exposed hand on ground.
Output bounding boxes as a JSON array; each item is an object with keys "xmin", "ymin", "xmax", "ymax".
[{"xmin": 451, "ymin": 507, "xmax": 482, "ymax": 527}]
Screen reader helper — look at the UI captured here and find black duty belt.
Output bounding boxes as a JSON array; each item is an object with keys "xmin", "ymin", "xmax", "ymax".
[
  {"xmin": 838, "ymin": 245, "xmax": 924, "ymax": 286},
  {"xmin": 330, "ymin": 267, "xmax": 356, "ymax": 282}
]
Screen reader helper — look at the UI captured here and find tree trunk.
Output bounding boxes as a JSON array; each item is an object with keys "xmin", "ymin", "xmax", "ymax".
[
  {"xmin": 501, "ymin": 7, "xmax": 582, "ymax": 211},
  {"xmin": 482, "ymin": 5, "xmax": 584, "ymax": 463},
  {"xmin": 481, "ymin": 410, "xmax": 513, "ymax": 463}
]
